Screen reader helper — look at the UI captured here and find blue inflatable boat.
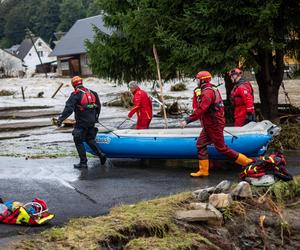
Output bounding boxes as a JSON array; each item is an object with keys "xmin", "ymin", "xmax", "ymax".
[{"xmin": 85, "ymin": 120, "xmax": 280, "ymax": 159}]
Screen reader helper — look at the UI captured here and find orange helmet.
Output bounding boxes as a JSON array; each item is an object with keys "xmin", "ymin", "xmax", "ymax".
[
  {"xmin": 71, "ymin": 76, "xmax": 83, "ymax": 87},
  {"xmin": 229, "ymin": 68, "xmax": 242, "ymax": 76},
  {"xmin": 196, "ymin": 71, "xmax": 212, "ymax": 83}
]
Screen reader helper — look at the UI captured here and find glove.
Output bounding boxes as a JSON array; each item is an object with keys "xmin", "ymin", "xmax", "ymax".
[
  {"xmin": 56, "ymin": 119, "xmax": 63, "ymax": 127},
  {"xmin": 180, "ymin": 120, "xmax": 187, "ymax": 128},
  {"xmin": 244, "ymin": 112, "xmax": 255, "ymax": 125}
]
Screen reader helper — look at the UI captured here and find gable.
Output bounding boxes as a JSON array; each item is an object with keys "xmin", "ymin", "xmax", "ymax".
[{"xmin": 15, "ymin": 37, "xmax": 38, "ymax": 60}]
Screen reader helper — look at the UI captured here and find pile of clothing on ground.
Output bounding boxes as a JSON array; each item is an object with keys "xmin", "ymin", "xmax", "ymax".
[
  {"xmin": 240, "ymin": 152, "xmax": 293, "ymax": 186},
  {"xmin": 0, "ymin": 197, "xmax": 54, "ymax": 225}
]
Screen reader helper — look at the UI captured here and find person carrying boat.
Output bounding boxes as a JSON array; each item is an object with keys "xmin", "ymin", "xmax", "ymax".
[
  {"xmin": 56, "ymin": 76, "xmax": 106, "ymax": 169},
  {"xmin": 128, "ymin": 81, "xmax": 153, "ymax": 129},
  {"xmin": 180, "ymin": 71, "xmax": 253, "ymax": 177},
  {"xmin": 229, "ymin": 68, "xmax": 255, "ymax": 126}
]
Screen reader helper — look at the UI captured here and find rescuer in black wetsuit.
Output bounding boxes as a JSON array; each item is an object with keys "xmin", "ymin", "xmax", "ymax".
[{"xmin": 57, "ymin": 76, "xmax": 106, "ymax": 168}]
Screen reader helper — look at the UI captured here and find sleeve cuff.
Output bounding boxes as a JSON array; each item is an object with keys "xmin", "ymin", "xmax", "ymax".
[{"xmin": 185, "ymin": 117, "xmax": 192, "ymax": 124}]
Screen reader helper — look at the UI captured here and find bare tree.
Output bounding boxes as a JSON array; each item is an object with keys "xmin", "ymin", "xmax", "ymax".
[{"xmin": 0, "ymin": 57, "xmax": 16, "ymax": 77}]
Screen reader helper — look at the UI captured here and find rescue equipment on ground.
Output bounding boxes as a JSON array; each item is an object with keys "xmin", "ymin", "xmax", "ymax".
[
  {"xmin": 0, "ymin": 198, "xmax": 54, "ymax": 225},
  {"xmin": 245, "ymin": 175, "xmax": 275, "ymax": 187},
  {"xmin": 240, "ymin": 152, "xmax": 293, "ymax": 183}
]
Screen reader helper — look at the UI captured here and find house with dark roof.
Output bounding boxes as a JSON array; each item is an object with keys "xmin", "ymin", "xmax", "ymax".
[
  {"xmin": 14, "ymin": 36, "xmax": 56, "ymax": 74},
  {"xmin": 50, "ymin": 15, "xmax": 112, "ymax": 77},
  {"xmin": 0, "ymin": 48, "xmax": 24, "ymax": 77}
]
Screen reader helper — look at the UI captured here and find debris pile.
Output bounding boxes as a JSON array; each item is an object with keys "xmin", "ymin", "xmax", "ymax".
[
  {"xmin": 170, "ymin": 82, "xmax": 187, "ymax": 91},
  {"xmin": 103, "ymin": 91, "xmax": 133, "ymax": 108}
]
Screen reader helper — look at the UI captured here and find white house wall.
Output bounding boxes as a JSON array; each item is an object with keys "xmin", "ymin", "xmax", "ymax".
[
  {"xmin": 23, "ymin": 38, "xmax": 56, "ymax": 73},
  {"xmin": 0, "ymin": 49, "xmax": 23, "ymax": 77}
]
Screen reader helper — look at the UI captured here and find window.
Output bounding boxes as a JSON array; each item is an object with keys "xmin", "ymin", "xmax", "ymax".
[
  {"xmin": 38, "ymin": 42, "xmax": 42, "ymax": 47},
  {"xmin": 37, "ymin": 51, "xmax": 43, "ymax": 57},
  {"xmin": 61, "ymin": 61, "xmax": 69, "ymax": 70}
]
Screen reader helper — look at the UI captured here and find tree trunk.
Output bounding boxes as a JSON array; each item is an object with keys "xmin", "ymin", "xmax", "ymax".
[
  {"xmin": 224, "ymin": 72, "xmax": 234, "ymax": 101},
  {"xmin": 254, "ymin": 49, "xmax": 284, "ymax": 120},
  {"xmin": 256, "ymin": 77, "xmax": 279, "ymax": 120}
]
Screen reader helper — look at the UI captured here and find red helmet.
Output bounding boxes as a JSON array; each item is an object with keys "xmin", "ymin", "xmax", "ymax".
[
  {"xmin": 196, "ymin": 71, "xmax": 212, "ymax": 83},
  {"xmin": 229, "ymin": 68, "xmax": 242, "ymax": 77},
  {"xmin": 71, "ymin": 76, "xmax": 83, "ymax": 87}
]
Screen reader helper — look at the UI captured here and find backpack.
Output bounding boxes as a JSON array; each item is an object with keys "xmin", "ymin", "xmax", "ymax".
[
  {"xmin": 78, "ymin": 88, "xmax": 97, "ymax": 111},
  {"xmin": 240, "ymin": 152, "xmax": 293, "ymax": 182}
]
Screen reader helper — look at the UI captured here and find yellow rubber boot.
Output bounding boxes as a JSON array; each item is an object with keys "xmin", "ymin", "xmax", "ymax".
[
  {"xmin": 235, "ymin": 153, "xmax": 252, "ymax": 166},
  {"xmin": 190, "ymin": 159, "xmax": 209, "ymax": 177}
]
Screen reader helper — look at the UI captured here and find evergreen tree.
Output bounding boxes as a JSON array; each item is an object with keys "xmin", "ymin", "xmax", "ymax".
[
  {"xmin": 4, "ymin": 2, "xmax": 29, "ymax": 45},
  {"xmin": 87, "ymin": 0, "xmax": 193, "ymax": 83},
  {"xmin": 175, "ymin": 0, "xmax": 300, "ymax": 119},
  {"xmin": 28, "ymin": 0, "xmax": 62, "ymax": 43},
  {"xmin": 0, "ymin": 0, "xmax": 25, "ymax": 46},
  {"xmin": 57, "ymin": 0, "xmax": 86, "ymax": 32},
  {"xmin": 88, "ymin": 0, "xmax": 300, "ymax": 119},
  {"xmin": 0, "ymin": 0, "xmax": 97, "ymax": 47},
  {"xmin": 0, "ymin": 0, "xmax": 62, "ymax": 47}
]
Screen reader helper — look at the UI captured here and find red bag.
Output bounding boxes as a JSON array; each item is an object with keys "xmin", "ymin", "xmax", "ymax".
[{"xmin": 240, "ymin": 152, "xmax": 293, "ymax": 181}]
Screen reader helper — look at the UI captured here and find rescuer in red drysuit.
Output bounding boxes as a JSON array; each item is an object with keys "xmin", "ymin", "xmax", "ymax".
[
  {"xmin": 229, "ymin": 68, "xmax": 255, "ymax": 127},
  {"xmin": 180, "ymin": 71, "xmax": 253, "ymax": 177},
  {"xmin": 128, "ymin": 81, "xmax": 153, "ymax": 129}
]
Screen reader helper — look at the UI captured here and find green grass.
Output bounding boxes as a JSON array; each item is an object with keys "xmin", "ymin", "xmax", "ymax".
[{"xmin": 13, "ymin": 193, "xmax": 218, "ymax": 250}]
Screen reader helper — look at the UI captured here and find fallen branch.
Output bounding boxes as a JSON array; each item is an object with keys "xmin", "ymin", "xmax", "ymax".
[{"xmin": 51, "ymin": 83, "xmax": 64, "ymax": 98}]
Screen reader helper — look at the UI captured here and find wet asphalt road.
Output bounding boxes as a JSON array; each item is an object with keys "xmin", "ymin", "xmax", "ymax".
[{"xmin": 0, "ymin": 154, "xmax": 299, "ymax": 246}]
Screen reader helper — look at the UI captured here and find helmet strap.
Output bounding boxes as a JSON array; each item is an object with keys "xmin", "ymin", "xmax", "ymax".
[{"xmin": 200, "ymin": 79, "xmax": 206, "ymax": 85}]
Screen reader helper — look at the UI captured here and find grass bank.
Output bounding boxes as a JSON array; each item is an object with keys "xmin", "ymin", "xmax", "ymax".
[{"xmin": 9, "ymin": 177, "xmax": 300, "ymax": 250}]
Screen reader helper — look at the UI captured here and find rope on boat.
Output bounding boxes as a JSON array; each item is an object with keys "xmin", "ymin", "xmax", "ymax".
[{"xmin": 97, "ymin": 121, "xmax": 120, "ymax": 138}]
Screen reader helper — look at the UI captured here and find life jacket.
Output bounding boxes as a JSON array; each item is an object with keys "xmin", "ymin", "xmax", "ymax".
[
  {"xmin": 202, "ymin": 85, "xmax": 224, "ymax": 114},
  {"xmin": 77, "ymin": 88, "xmax": 97, "ymax": 111},
  {"xmin": 240, "ymin": 152, "xmax": 293, "ymax": 181},
  {"xmin": 0, "ymin": 198, "xmax": 54, "ymax": 226},
  {"xmin": 230, "ymin": 80, "xmax": 254, "ymax": 107}
]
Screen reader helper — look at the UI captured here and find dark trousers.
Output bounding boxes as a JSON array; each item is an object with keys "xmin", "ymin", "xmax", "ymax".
[{"xmin": 72, "ymin": 126, "xmax": 102, "ymax": 163}]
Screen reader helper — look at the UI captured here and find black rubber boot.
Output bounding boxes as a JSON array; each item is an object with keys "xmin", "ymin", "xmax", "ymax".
[
  {"xmin": 87, "ymin": 139, "xmax": 107, "ymax": 165},
  {"xmin": 73, "ymin": 162, "xmax": 88, "ymax": 169},
  {"xmin": 99, "ymin": 153, "xmax": 107, "ymax": 165},
  {"xmin": 74, "ymin": 141, "xmax": 88, "ymax": 164}
]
